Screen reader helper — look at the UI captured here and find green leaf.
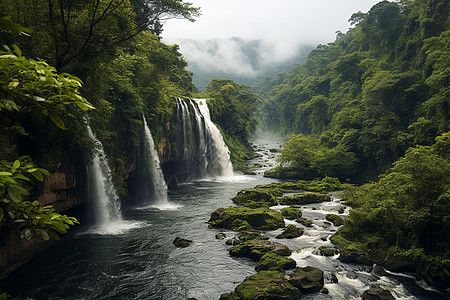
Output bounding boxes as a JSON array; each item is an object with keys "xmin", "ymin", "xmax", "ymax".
[
  {"xmin": 47, "ymin": 111, "xmax": 67, "ymax": 130},
  {"xmin": 0, "ymin": 172, "xmax": 13, "ymax": 176},
  {"xmin": 30, "ymin": 170, "xmax": 44, "ymax": 181},
  {"xmin": 12, "ymin": 160, "xmax": 20, "ymax": 172},
  {"xmin": 41, "ymin": 230, "xmax": 50, "ymax": 240},
  {"xmin": 0, "ymin": 17, "xmax": 32, "ymax": 35}
]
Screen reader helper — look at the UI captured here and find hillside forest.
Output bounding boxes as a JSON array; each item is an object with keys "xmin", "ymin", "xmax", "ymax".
[{"xmin": 0, "ymin": 0, "xmax": 449, "ymax": 296}]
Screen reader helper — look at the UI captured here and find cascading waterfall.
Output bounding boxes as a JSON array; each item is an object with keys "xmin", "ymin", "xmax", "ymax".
[
  {"xmin": 86, "ymin": 124, "xmax": 122, "ymax": 226},
  {"xmin": 141, "ymin": 116, "xmax": 178, "ymax": 210},
  {"xmin": 194, "ymin": 99, "xmax": 234, "ymax": 177},
  {"xmin": 175, "ymin": 98, "xmax": 234, "ymax": 180}
]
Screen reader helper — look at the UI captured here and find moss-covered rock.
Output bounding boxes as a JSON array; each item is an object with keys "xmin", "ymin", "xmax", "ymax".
[
  {"xmin": 281, "ymin": 207, "xmax": 302, "ymax": 219},
  {"xmin": 234, "ymin": 270, "xmax": 301, "ymax": 300},
  {"xmin": 232, "ymin": 188, "xmax": 282, "ymax": 208},
  {"xmin": 257, "ymin": 177, "xmax": 349, "ymax": 192},
  {"xmin": 288, "ymin": 266, "xmax": 324, "ymax": 293},
  {"xmin": 209, "ymin": 207, "xmax": 285, "ymax": 231},
  {"xmin": 276, "ymin": 225, "xmax": 304, "ymax": 239},
  {"xmin": 296, "ymin": 218, "xmax": 313, "ymax": 227},
  {"xmin": 219, "ymin": 292, "xmax": 241, "ymax": 300},
  {"xmin": 325, "ymin": 214, "xmax": 344, "ymax": 226},
  {"xmin": 280, "ymin": 192, "xmax": 331, "ymax": 205},
  {"xmin": 255, "ymin": 252, "xmax": 296, "ymax": 271},
  {"xmin": 318, "ymin": 246, "xmax": 338, "ymax": 256},
  {"xmin": 216, "ymin": 232, "xmax": 227, "ymax": 240},
  {"xmin": 229, "ymin": 240, "xmax": 291, "ymax": 260},
  {"xmin": 238, "ymin": 230, "xmax": 269, "ymax": 241}
]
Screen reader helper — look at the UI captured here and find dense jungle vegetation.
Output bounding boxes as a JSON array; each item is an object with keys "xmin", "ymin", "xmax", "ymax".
[
  {"xmin": 0, "ymin": 0, "xmax": 201, "ymax": 240},
  {"xmin": 257, "ymin": 0, "xmax": 449, "ymax": 287}
]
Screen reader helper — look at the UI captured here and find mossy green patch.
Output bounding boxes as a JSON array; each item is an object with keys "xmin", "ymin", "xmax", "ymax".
[
  {"xmin": 281, "ymin": 207, "xmax": 302, "ymax": 219},
  {"xmin": 232, "ymin": 188, "xmax": 281, "ymax": 208},
  {"xmin": 325, "ymin": 214, "xmax": 344, "ymax": 226},
  {"xmin": 209, "ymin": 207, "xmax": 285, "ymax": 231},
  {"xmin": 234, "ymin": 270, "xmax": 301, "ymax": 300},
  {"xmin": 280, "ymin": 192, "xmax": 331, "ymax": 205},
  {"xmin": 255, "ymin": 252, "xmax": 297, "ymax": 271}
]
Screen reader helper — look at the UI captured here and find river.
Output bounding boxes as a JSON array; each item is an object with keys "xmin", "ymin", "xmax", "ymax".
[{"xmin": 0, "ymin": 139, "xmax": 445, "ymax": 299}]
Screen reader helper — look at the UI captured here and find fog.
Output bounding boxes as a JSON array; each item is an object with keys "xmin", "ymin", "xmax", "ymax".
[{"xmin": 162, "ymin": 0, "xmax": 381, "ymax": 88}]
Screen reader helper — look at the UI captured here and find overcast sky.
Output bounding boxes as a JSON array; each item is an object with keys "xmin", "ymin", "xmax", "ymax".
[{"xmin": 163, "ymin": 0, "xmax": 382, "ymax": 45}]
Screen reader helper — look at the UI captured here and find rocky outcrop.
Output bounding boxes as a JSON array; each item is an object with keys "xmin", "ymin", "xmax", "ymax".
[
  {"xmin": 276, "ymin": 225, "xmax": 304, "ymax": 239},
  {"xmin": 288, "ymin": 266, "xmax": 324, "ymax": 293},
  {"xmin": 280, "ymin": 207, "xmax": 302, "ymax": 219},
  {"xmin": 279, "ymin": 192, "xmax": 331, "ymax": 205},
  {"xmin": 209, "ymin": 207, "xmax": 285, "ymax": 231},
  {"xmin": 255, "ymin": 252, "xmax": 296, "ymax": 271},
  {"xmin": 232, "ymin": 188, "xmax": 281, "ymax": 208},
  {"xmin": 229, "ymin": 240, "xmax": 291, "ymax": 260},
  {"xmin": 220, "ymin": 270, "xmax": 301, "ymax": 300},
  {"xmin": 362, "ymin": 288, "xmax": 395, "ymax": 300}
]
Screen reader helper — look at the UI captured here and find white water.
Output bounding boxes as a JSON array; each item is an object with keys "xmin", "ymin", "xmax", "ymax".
[
  {"xmin": 140, "ymin": 117, "xmax": 179, "ymax": 211},
  {"xmin": 188, "ymin": 99, "xmax": 208, "ymax": 177},
  {"xmin": 194, "ymin": 99, "xmax": 234, "ymax": 177},
  {"xmin": 86, "ymin": 125, "xmax": 142, "ymax": 234}
]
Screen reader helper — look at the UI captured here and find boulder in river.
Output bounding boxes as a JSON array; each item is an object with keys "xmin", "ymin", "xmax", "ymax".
[
  {"xmin": 281, "ymin": 207, "xmax": 302, "ymax": 219},
  {"xmin": 255, "ymin": 252, "xmax": 296, "ymax": 271},
  {"xmin": 232, "ymin": 188, "xmax": 281, "ymax": 208},
  {"xmin": 296, "ymin": 218, "xmax": 313, "ymax": 227},
  {"xmin": 216, "ymin": 232, "xmax": 227, "ymax": 240},
  {"xmin": 172, "ymin": 237, "xmax": 192, "ymax": 248},
  {"xmin": 229, "ymin": 239, "xmax": 291, "ymax": 260},
  {"xmin": 288, "ymin": 266, "xmax": 324, "ymax": 293},
  {"xmin": 224, "ymin": 270, "xmax": 302, "ymax": 300},
  {"xmin": 276, "ymin": 225, "xmax": 304, "ymax": 239},
  {"xmin": 237, "ymin": 230, "xmax": 269, "ymax": 241},
  {"xmin": 325, "ymin": 214, "xmax": 344, "ymax": 226},
  {"xmin": 362, "ymin": 287, "xmax": 395, "ymax": 300},
  {"xmin": 279, "ymin": 192, "xmax": 331, "ymax": 205},
  {"xmin": 318, "ymin": 246, "xmax": 338, "ymax": 256},
  {"xmin": 209, "ymin": 207, "xmax": 285, "ymax": 231}
]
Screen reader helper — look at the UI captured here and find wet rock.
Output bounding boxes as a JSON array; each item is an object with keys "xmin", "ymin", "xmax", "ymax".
[
  {"xmin": 281, "ymin": 207, "xmax": 302, "ymax": 219},
  {"xmin": 255, "ymin": 252, "xmax": 297, "ymax": 271},
  {"xmin": 288, "ymin": 266, "xmax": 324, "ymax": 293},
  {"xmin": 325, "ymin": 214, "xmax": 344, "ymax": 226},
  {"xmin": 321, "ymin": 287, "xmax": 329, "ymax": 294},
  {"xmin": 280, "ymin": 192, "xmax": 331, "ymax": 205},
  {"xmin": 232, "ymin": 188, "xmax": 281, "ymax": 208},
  {"xmin": 322, "ymin": 222, "xmax": 332, "ymax": 228},
  {"xmin": 209, "ymin": 207, "xmax": 285, "ymax": 231},
  {"xmin": 318, "ymin": 246, "xmax": 338, "ymax": 256},
  {"xmin": 337, "ymin": 206, "xmax": 345, "ymax": 214},
  {"xmin": 373, "ymin": 264, "xmax": 389, "ymax": 276},
  {"xmin": 225, "ymin": 238, "xmax": 240, "ymax": 246},
  {"xmin": 331, "ymin": 272, "xmax": 339, "ymax": 283},
  {"xmin": 229, "ymin": 240, "xmax": 291, "ymax": 260},
  {"xmin": 361, "ymin": 287, "xmax": 395, "ymax": 300},
  {"xmin": 276, "ymin": 225, "xmax": 304, "ymax": 239},
  {"xmin": 238, "ymin": 230, "xmax": 269, "ymax": 241},
  {"xmin": 216, "ymin": 232, "xmax": 227, "ymax": 240},
  {"xmin": 172, "ymin": 237, "xmax": 192, "ymax": 248},
  {"xmin": 296, "ymin": 218, "xmax": 313, "ymax": 227},
  {"xmin": 234, "ymin": 270, "xmax": 301, "ymax": 300},
  {"xmin": 269, "ymin": 148, "xmax": 280, "ymax": 153}
]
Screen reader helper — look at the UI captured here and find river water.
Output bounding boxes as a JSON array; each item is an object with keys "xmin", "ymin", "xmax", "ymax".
[{"xmin": 0, "ymin": 139, "xmax": 446, "ymax": 299}]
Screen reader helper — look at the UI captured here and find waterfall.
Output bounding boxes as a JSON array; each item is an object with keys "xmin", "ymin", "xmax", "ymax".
[
  {"xmin": 175, "ymin": 98, "xmax": 234, "ymax": 180},
  {"xmin": 195, "ymin": 99, "xmax": 234, "ymax": 177},
  {"xmin": 86, "ymin": 124, "xmax": 122, "ymax": 226},
  {"xmin": 140, "ymin": 117, "xmax": 178, "ymax": 210}
]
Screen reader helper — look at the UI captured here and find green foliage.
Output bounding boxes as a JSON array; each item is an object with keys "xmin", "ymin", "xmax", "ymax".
[
  {"xmin": 333, "ymin": 133, "xmax": 450, "ymax": 287},
  {"xmin": 258, "ymin": 0, "xmax": 449, "ymax": 181},
  {"xmin": 0, "ymin": 157, "xmax": 78, "ymax": 240},
  {"xmin": 0, "ymin": 45, "xmax": 94, "ymax": 130}
]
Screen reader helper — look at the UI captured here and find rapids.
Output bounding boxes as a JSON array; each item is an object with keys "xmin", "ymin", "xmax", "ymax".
[{"xmin": 0, "ymin": 139, "xmax": 445, "ymax": 299}]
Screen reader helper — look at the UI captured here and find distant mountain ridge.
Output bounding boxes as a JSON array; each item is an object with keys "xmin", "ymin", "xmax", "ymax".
[{"xmin": 172, "ymin": 37, "xmax": 313, "ymax": 91}]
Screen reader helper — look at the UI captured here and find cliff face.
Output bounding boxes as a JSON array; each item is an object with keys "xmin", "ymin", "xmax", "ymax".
[{"xmin": 0, "ymin": 165, "xmax": 83, "ymax": 278}]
